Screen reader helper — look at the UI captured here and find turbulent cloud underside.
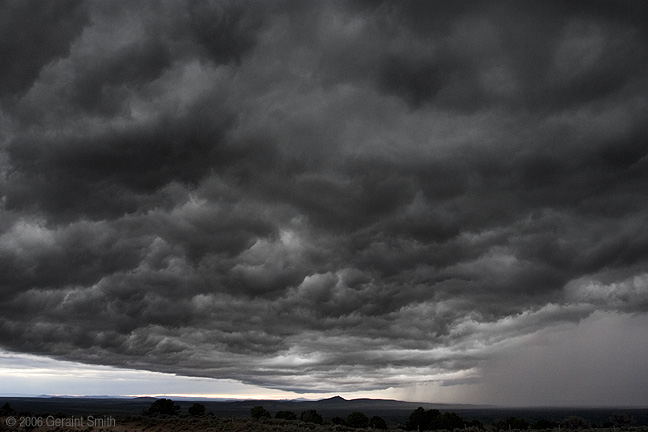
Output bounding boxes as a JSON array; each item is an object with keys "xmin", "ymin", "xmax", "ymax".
[{"xmin": 1, "ymin": 0, "xmax": 648, "ymax": 395}]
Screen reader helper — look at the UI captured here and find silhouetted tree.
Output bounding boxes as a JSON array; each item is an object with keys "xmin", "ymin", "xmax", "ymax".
[
  {"xmin": 611, "ymin": 413, "xmax": 633, "ymax": 427},
  {"xmin": 501, "ymin": 417, "xmax": 529, "ymax": 430},
  {"xmin": 188, "ymin": 402, "xmax": 206, "ymax": 416},
  {"xmin": 347, "ymin": 411, "xmax": 369, "ymax": 428},
  {"xmin": 370, "ymin": 415, "xmax": 388, "ymax": 429},
  {"xmin": 145, "ymin": 398, "xmax": 180, "ymax": 416},
  {"xmin": 332, "ymin": 416, "xmax": 348, "ymax": 426},
  {"xmin": 562, "ymin": 416, "xmax": 588, "ymax": 430},
  {"xmin": 428, "ymin": 409, "xmax": 441, "ymax": 419},
  {"xmin": 250, "ymin": 406, "xmax": 271, "ymax": 419},
  {"xmin": 275, "ymin": 410, "xmax": 297, "ymax": 420},
  {"xmin": 467, "ymin": 418, "xmax": 484, "ymax": 429},
  {"xmin": 432, "ymin": 412, "xmax": 464, "ymax": 430},
  {"xmin": 301, "ymin": 409, "xmax": 323, "ymax": 424},
  {"xmin": 407, "ymin": 407, "xmax": 442, "ymax": 430},
  {"xmin": 533, "ymin": 419, "xmax": 556, "ymax": 430},
  {"xmin": 1, "ymin": 402, "xmax": 15, "ymax": 415},
  {"xmin": 407, "ymin": 407, "xmax": 429, "ymax": 430}
]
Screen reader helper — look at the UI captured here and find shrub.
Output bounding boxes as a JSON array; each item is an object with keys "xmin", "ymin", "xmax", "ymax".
[
  {"xmin": 250, "ymin": 406, "xmax": 271, "ymax": 419},
  {"xmin": 370, "ymin": 415, "xmax": 388, "ymax": 430},
  {"xmin": 301, "ymin": 410, "xmax": 323, "ymax": 424},
  {"xmin": 533, "ymin": 419, "xmax": 556, "ymax": 429},
  {"xmin": 612, "ymin": 413, "xmax": 633, "ymax": 427},
  {"xmin": 0, "ymin": 403, "xmax": 15, "ymax": 415},
  {"xmin": 276, "ymin": 410, "xmax": 297, "ymax": 420},
  {"xmin": 347, "ymin": 411, "xmax": 369, "ymax": 428},
  {"xmin": 188, "ymin": 402, "xmax": 206, "ymax": 416},
  {"xmin": 407, "ymin": 407, "xmax": 441, "ymax": 431},
  {"xmin": 332, "ymin": 416, "xmax": 347, "ymax": 426},
  {"xmin": 145, "ymin": 398, "xmax": 180, "ymax": 416},
  {"xmin": 562, "ymin": 416, "xmax": 588, "ymax": 430},
  {"xmin": 406, "ymin": 408, "xmax": 472, "ymax": 431},
  {"xmin": 466, "ymin": 419, "xmax": 484, "ymax": 429},
  {"xmin": 432, "ymin": 412, "xmax": 466, "ymax": 430}
]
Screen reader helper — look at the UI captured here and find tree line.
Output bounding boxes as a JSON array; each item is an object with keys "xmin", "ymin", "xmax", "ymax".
[
  {"xmin": 142, "ymin": 399, "xmax": 388, "ymax": 428},
  {"xmin": 141, "ymin": 399, "xmax": 636, "ymax": 430},
  {"xmin": 251, "ymin": 405, "xmax": 388, "ymax": 429}
]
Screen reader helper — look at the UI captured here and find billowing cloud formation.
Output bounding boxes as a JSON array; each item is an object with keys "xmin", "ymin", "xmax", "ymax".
[{"xmin": 1, "ymin": 1, "xmax": 648, "ymax": 396}]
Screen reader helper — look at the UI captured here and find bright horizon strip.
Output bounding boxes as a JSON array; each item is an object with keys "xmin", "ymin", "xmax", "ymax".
[
  {"xmin": 0, "ymin": 349, "xmax": 399, "ymax": 401},
  {"xmin": 122, "ymin": 392, "xmax": 390, "ymax": 400}
]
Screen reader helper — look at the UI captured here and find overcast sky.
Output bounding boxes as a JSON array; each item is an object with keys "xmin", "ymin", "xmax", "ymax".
[{"xmin": 1, "ymin": 0, "xmax": 648, "ymax": 407}]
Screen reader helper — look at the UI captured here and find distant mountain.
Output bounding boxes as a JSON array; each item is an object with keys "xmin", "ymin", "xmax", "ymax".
[{"xmin": 322, "ymin": 396, "xmax": 345, "ymax": 401}]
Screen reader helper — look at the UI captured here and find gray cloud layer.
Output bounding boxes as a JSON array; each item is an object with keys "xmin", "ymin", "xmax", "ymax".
[{"xmin": 1, "ymin": 1, "xmax": 648, "ymax": 395}]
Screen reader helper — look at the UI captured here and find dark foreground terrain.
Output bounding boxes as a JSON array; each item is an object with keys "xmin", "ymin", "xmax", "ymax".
[{"xmin": 0, "ymin": 396, "xmax": 646, "ymax": 432}]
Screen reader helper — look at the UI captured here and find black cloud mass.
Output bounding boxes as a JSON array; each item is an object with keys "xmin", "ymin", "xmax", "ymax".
[{"xmin": 1, "ymin": 1, "xmax": 647, "ymax": 395}]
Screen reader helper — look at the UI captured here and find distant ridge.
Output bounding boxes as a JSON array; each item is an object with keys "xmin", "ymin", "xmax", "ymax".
[{"xmin": 322, "ymin": 395, "xmax": 346, "ymax": 401}]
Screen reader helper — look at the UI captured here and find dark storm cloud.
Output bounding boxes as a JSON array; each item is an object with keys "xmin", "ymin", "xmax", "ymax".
[
  {"xmin": 0, "ymin": 0, "xmax": 89, "ymax": 100},
  {"xmin": 364, "ymin": 0, "xmax": 648, "ymax": 111},
  {"xmin": 188, "ymin": 0, "xmax": 270, "ymax": 65},
  {"xmin": 6, "ymin": 109, "xmax": 236, "ymax": 219},
  {"xmin": 1, "ymin": 0, "xmax": 648, "ymax": 397}
]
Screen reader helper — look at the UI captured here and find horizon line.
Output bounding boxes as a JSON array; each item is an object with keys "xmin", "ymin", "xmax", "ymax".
[{"xmin": 0, "ymin": 393, "xmax": 645, "ymax": 409}]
